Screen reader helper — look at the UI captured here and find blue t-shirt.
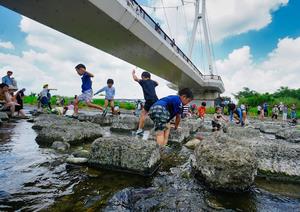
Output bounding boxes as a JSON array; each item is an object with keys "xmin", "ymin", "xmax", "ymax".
[
  {"xmin": 138, "ymin": 79, "xmax": 158, "ymax": 101},
  {"xmin": 154, "ymin": 95, "xmax": 183, "ymax": 121},
  {"xmin": 81, "ymin": 72, "xmax": 92, "ymax": 92},
  {"xmin": 2, "ymin": 76, "xmax": 13, "ymax": 86}
]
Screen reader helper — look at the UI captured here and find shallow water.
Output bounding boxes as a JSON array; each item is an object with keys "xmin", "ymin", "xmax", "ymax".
[{"xmin": 0, "ymin": 120, "xmax": 300, "ymax": 211}]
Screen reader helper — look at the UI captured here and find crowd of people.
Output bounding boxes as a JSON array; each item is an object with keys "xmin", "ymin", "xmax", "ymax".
[{"xmin": 0, "ymin": 65, "xmax": 298, "ymax": 146}]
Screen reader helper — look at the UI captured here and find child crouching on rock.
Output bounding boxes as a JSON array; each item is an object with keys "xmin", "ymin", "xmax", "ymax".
[
  {"xmin": 148, "ymin": 88, "xmax": 193, "ymax": 146},
  {"xmin": 212, "ymin": 106, "xmax": 228, "ymax": 132}
]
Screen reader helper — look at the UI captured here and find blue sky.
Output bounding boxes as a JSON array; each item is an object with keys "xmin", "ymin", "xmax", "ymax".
[{"xmin": 0, "ymin": 0, "xmax": 299, "ymax": 98}]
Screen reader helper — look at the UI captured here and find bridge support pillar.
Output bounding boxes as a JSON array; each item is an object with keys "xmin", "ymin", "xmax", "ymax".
[{"xmin": 192, "ymin": 91, "xmax": 220, "ymax": 107}]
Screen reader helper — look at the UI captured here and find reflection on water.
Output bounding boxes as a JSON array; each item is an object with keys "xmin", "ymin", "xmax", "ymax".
[{"xmin": 0, "ymin": 119, "xmax": 300, "ymax": 211}]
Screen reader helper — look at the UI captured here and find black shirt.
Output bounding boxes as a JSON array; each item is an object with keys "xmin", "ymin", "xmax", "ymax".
[{"xmin": 138, "ymin": 79, "xmax": 158, "ymax": 101}]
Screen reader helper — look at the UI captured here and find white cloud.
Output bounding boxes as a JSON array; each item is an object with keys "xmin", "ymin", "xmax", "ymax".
[
  {"xmin": 144, "ymin": 0, "xmax": 288, "ymax": 44},
  {"xmin": 216, "ymin": 37, "xmax": 300, "ymax": 98},
  {"xmin": 0, "ymin": 40, "xmax": 15, "ymax": 49},
  {"xmin": 0, "ymin": 16, "xmax": 176, "ymax": 99}
]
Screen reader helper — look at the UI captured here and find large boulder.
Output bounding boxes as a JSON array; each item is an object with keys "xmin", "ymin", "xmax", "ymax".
[
  {"xmin": 110, "ymin": 115, "xmax": 153, "ymax": 132},
  {"xmin": 275, "ymin": 128, "xmax": 300, "ymax": 143},
  {"xmin": 0, "ymin": 112, "xmax": 9, "ymax": 121},
  {"xmin": 89, "ymin": 136, "xmax": 160, "ymax": 176},
  {"xmin": 33, "ymin": 114, "xmax": 104, "ymax": 146},
  {"xmin": 194, "ymin": 134, "xmax": 258, "ymax": 191},
  {"xmin": 180, "ymin": 118, "xmax": 202, "ymax": 133}
]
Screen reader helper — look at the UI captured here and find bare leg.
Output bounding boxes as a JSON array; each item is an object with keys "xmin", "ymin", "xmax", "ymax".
[
  {"xmin": 10, "ymin": 105, "xmax": 16, "ymax": 117},
  {"xmin": 86, "ymin": 101, "xmax": 103, "ymax": 111},
  {"xmin": 163, "ymin": 124, "xmax": 171, "ymax": 146},
  {"xmin": 104, "ymin": 99, "xmax": 109, "ymax": 109},
  {"xmin": 138, "ymin": 109, "xmax": 147, "ymax": 130},
  {"xmin": 156, "ymin": 131, "xmax": 165, "ymax": 146},
  {"xmin": 110, "ymin": 100, "xmax": 115, "ymax": 114},
  {"xmin": 74, "ymin": 97, "xmax": 79, "ymax": 115}
]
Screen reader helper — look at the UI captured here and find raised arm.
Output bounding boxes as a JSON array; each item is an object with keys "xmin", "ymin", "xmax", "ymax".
[{"xmin": 132, "ymin": 70, "xmax": 140, "ymax": 82}]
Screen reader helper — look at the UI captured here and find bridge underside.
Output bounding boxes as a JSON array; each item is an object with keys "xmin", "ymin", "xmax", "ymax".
[{"xmin": 0, "ymin": 0, "xmax": 224, "ymax": 95}]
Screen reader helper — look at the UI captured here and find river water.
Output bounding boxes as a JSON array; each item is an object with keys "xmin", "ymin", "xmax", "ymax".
[{"xmin": 1, "ymin": 119, "xmax": 300, "ymax": 211}]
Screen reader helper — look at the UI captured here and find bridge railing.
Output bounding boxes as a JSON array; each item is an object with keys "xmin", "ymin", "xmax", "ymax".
[{"xmin": 125, "ymin": 0, "xmax": 205, "ymax": 77}]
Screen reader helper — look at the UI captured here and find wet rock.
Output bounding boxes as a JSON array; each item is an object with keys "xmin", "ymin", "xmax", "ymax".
[
  {"xmin": 194, "ymin": 134, "xmax": 258, "ymax": 191},
  {"xmin": 33, "ymin": 114, "xmax": 104, "ymax": 146},
  {"xmin": 91, "ymin": 114, "xmax": 115, "ymax": 126},
  {"xmin": 168, "ymin": 127, "xmax": 190, "ymax": 144},
  {"xmin": 72, "ymin": 149, "xmax": 90, "ymax": 158},
  {"xmin": 105, "ymin": 162, "xmax": 209, "ymax": 211},
  {"xmin": 51, "ymin": 141, "xmax": 70, "ymax": 151},
  {"xmin": 89, "ymin": 136, "xmax": 160, "ymax": 176},
  {"xmin": 181, "ymin": 118, "xmax": 201, "ymax": 133},
  {"xmin": 275, "ymin": 128, "xmax": 300, "ymax": 143},
  {"xmin": 184, "ymin": 138, "xmax": 201, "ymax": 150},
  {"xmin": 0, "ymin": 112, "xmax": 9, "ymax": 121},
  {"xmin": 66, "ymin": 156, "xmax": 88, "ymax": 164},
  {"xmin": 260, "ymin": 124, "xmax": 283, "ymax": 134},
  {"xmin": 110, "ymin": 115, "xmax": 153, "ymax": 132}
]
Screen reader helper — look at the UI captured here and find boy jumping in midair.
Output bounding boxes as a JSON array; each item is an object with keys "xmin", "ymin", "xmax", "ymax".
[
  {"xmin": 73, "ymin": 64, "xmax": 103, "ymax": 116},
  {"xmin": 94, "ymin": 78, "xmax": 116, "ymax": 116},
  {"xmin": 132, "ymin": 69, "xmax": 158, "ymax": 135},
  {"xmin": 149, "ymin": 88, "xmax": 193, "ymax": 146}
]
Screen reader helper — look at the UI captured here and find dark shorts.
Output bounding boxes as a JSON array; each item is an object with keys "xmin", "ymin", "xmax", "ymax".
[
  {"xmin": 15, "ymin": 105, "xmax": 23, "ymax": 112},
  {"xmin": 144, "ymin": 99, "xmax": 157, "ymax": 112},
  {"xmin": 212, "ymin": 120, "xmax": 221, "ymax": 130},
  {"xmin": 40, "ymin": 96, "xmax": 49, "ymax": 107},
  {"xmin": 149, "ymin": 105, "xmax": 170, "ymax": 131}
]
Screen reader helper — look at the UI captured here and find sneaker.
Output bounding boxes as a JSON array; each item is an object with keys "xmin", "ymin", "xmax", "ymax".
[
  {"xmin": 102, "ymin": 108, "xmax": 108, "ymax": 117},
  {"xmin": 136, "ymin": 129, "xmax": 144, "ymax": 136}
]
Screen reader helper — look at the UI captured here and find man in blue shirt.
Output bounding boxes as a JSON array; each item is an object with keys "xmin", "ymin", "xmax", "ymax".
[
  {"xmin": 149, "ymin": 88, "xmax": 193, "ymax": 146},
  {"xmin": 74, "ymin": 64, "xmax": 103, "ymax": 116},
  {"xmin": 94, "ymin": 78, "xmax": 116, "ymax": 116},
  {"xmin": 2, "ymin": 70, "xmax": 13, "ymax": 86}
]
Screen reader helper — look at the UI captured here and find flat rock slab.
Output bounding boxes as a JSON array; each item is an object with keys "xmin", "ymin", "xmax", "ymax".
[
  {"xmin": 78, "ymin": 114, "xmax": 116, "ymax": 126},
  {"xmin": 33, "ymin": 114, "xmax": 104, "ymax": 146},
  {"xmin": 110, "ymin": 115, "xmax": 153, "ymax": 132},
  {"xmin": 275, "ymin": 128, "xmax": 300, "ymax": 143},
  {"xmin": 259, "ymin": 124, "xmax": 284, "ymax": 134},
  {"xmin": 195, "ymin": 134, "xmax": 258, "ymax": 192},
  {"xmin": 180, "ymin": 118, "xmax": 202, "ymax": 133},
  {"xmin": 89, "ymin": 136, "xmax": 160, "ymax": 176}
]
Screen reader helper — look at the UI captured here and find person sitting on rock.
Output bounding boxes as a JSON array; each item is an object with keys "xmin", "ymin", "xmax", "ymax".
[
  {"xmin": 94, "ymin": 78, "xmax": 116, "ymax": 116},
  {"xmin": 212, "ymin": 106, "xmax": 228, "ymax": 132},
  {"xmin": 0, "ymin": 83, "xmax": 21, "ymax": 117},
  {"xmin": 148, "ymin": 88, "xmax": 193, "ymax": 146}
]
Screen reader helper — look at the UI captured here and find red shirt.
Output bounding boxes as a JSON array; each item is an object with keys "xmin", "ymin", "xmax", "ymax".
[{"xmin": 198, "ymin": 106, "xmax": 206, "ymax": 118}]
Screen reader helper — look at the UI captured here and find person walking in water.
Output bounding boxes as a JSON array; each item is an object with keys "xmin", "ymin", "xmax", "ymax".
[
  {"xmin": 73, "ymin": 64, "xmax": 103, "ymax": 116},
  {"xmin": 132, "ymin": 69, "xmax": 158, "ymax": 136},
  {"xmin": 94, "ymin": 78, "xmax": 116, "ymax": 116},
  {"xmin": 148, "ymin": 88, "xmax": 193, "ymax": 147}
]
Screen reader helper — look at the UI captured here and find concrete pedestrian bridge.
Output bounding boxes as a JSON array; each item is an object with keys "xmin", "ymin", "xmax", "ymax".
[{"xmin": 0, "ymin": 0, "xmax": 225, "ymax": 99}]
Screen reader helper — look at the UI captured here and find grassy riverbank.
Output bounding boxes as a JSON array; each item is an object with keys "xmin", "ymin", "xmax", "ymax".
[{"xmin": 23, "ymin": 96, "xmax": 136, "ymax": 110}]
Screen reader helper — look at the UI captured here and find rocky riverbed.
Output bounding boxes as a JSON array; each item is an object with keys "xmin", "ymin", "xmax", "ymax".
[{"xmin": 0, "ymin": 111, "xmax": 300, "ymax": 210}]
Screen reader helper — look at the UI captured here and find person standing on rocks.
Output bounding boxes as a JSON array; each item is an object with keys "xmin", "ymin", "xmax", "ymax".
[
  {"xmin": 94, "ymin": 78, "xmax": 116, "ymax": 116},
  {"xmin": 148, "ymin": 88, "xmax": 193, "ymax": 146},
  {"xmin": 291, "ymin": 104, "xmax": 297, "ymax": 120},
  {"xmin": 132, "ymin": 69, "xmax": 158, "ymax": 136},
  {"xmin": 227, "ymin": 101, "xmax": 236, "ymax": 123},
  {"xmin": 271, "ymin": 105, "xmax": 279, "ymax": 120},
  {"xmin": 74, "ymin": 64, "xmax": 103, "ymax": 116},
  {"xmin": 282, "ymin": 105, "xmax": 288, "ymax": 122}
]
